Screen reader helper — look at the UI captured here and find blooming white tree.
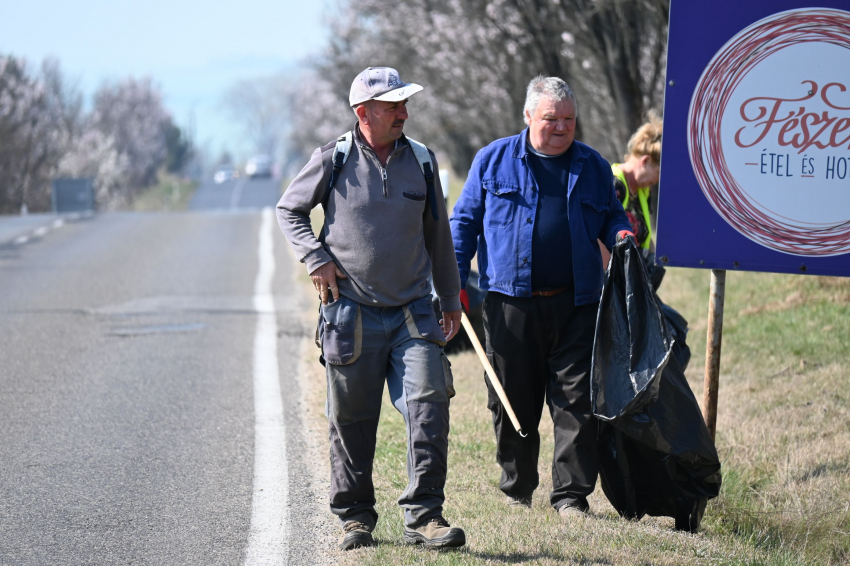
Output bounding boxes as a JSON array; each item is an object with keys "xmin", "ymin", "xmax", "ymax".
[
  {"xmin": 57, "ymin": 129, "xmax": 130, "ymax": 210},
  {"xmin": 0, "ymin": 56, "xmax": 187, "ymax": 212},
  {"xmin": 222, "ymin": 75, "xmax": 290, "ymax": 159},
  {"xmin": 88, "ymin": 77, "xmax": 172, "ymax": 192},
  {"xmin": 281, "ymin": 0, "xmax": 669, "ymax": 173},
  {"xmin": 0, "ymin": 56, "xmax": 74, "ymax": 213},
  {"xmin": 277, "ymin": 71, "xmax": 353, "ymax": 176}
]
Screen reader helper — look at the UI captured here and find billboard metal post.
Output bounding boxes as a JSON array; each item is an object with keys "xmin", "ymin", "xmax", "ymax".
[{"xmin": 702, "ymin": 269, "xmax": 726, "ymax": 442}]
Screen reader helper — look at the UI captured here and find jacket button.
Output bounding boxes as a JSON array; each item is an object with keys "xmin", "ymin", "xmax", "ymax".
[
  {"xmin": 523, "ymin": 258, "xmax": 528, "ymax": 264},
  {"xmin": 526, "ymin": 218, "xmax": 531, "ymax": 223}
]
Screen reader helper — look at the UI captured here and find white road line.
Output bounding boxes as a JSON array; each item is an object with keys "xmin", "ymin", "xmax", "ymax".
[
  {"xmin": 4, "ymin": 215, "xmax": 77, "ymax": 248},
  {"xmin": 244, "ymin": 207, "xmax": 289, "ymax": 566},
  {"xmin": 231, "ymin": 178, "xmax": 246, "ymax": 210}
]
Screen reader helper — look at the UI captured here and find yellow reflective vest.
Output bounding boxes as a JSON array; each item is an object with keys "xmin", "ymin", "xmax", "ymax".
[{"xmin": 612, "ymin": 164, "xmax": 653, "ymax": 250}]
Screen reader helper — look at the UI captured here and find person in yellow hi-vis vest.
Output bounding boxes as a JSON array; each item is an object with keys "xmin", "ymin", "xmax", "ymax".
[
  {"xmin": 611, "ymin": 112, "xmax": 662, "ymax": 251},
  {"xmin": 608, "ymin": 112, "xmax": 693, "ymax": 371}
]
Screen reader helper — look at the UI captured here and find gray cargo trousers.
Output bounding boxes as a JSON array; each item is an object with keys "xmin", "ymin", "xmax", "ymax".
[{"xmin": 319, "ymin": 294, "xmax": 454, "ymax": 529}]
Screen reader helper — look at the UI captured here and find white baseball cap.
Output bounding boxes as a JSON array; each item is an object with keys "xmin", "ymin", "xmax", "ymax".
[{"xmin": 349, "ymin": 67, "xmax": 424, "ymax": 107}]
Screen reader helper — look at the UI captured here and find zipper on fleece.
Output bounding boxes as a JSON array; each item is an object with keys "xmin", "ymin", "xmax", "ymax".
[
  {"xmin": 381, "ymin": 167, "xmax": 388, "ymax": 198},
  {"xmin": 360, "ymin": 143, "xmax": 403, "ymax": 199},
  {"xmin": 381, "ymin": 148, "xmax": 403, "ymax": 198}
]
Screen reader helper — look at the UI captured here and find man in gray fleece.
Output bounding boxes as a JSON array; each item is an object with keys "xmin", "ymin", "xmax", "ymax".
[{"xmin": 276, "ymin": 67, "xmax": 465, "ymax": 551}]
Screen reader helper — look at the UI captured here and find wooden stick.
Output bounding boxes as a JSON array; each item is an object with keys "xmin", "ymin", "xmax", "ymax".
[
  {"xmin": 703, "ymin": 269, "xmax": 726, "ymax": 442},
  {"xmin": 460, "ymin": 311, "xmax": 527, "ymax": 437}
]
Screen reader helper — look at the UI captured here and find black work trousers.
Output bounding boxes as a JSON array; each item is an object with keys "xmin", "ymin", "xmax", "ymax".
[{"xmin": 483, "ymin": 290, "xmax": 599, "ymax": 510}]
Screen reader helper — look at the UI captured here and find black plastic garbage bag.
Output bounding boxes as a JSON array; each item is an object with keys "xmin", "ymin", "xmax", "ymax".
[
  {"xmin": 637, "ymin": 249, "xmax": 692, "ymax": 371},
  {"xmin": 591, "ymin": 238, "xmax": 721, "ymax": 531},
  {"xmin": 660, "ymin": 301, "xmax": 691, "ymax": 371}
]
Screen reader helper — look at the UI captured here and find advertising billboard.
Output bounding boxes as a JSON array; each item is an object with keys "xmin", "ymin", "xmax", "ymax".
[{"xmin": 658, "ymin": 2, "xmax": 850, "ymax": 276}]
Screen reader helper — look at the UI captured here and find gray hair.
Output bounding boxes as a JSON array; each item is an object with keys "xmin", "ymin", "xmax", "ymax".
[{"xmin": 523, "ymin": 76, "xmax": 577, "ymax": 125}]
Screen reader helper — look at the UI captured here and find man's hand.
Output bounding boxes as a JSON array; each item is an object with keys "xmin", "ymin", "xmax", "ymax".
[
  {"xmin": 616, "ymin": 230, "xmax": 637, "ymax": 246},
  {"xmin": 310, "ymin": 262, "xmax": 348, "ymax": 304},
  {"xmin": 440, "ymin": 309, "xmax": 462, "ymax": 342}
]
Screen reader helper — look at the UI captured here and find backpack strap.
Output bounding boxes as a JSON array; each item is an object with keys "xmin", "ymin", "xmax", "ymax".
[
  {"xmin": 406, "ymin": 136, "xmax": 439, "ymax": 221},
  {"xmin": 321, "ymin": 132, "xmax": 438, "ymax": 221},
  {"xmin": 322, "ymin": 131, "xmax": 353, "ymax": 210}
]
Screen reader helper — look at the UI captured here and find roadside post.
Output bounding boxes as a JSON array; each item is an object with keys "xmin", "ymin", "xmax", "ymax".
[
  {"xmin": 658, "ymin": 1, "xmax": 850, "ymax": 440},
  {"xmin": 702, "ymin": 269, "xmax": 725, "ymax": 441}
]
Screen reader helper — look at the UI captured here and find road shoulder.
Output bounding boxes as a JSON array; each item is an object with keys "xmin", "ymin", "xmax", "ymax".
[{"xmin": 279, "ymin": 247, "xmax": 344, "ymax": 565}]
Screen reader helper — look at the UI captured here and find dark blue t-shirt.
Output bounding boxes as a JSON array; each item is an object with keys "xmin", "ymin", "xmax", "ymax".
[{"xmin": 527, "ymin": 145, "xmax": 574, "ymax": 291}]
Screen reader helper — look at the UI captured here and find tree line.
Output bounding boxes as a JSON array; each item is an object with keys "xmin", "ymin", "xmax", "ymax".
[
  {"xmin": 0, "ymin": 55, "xmax": 192, "ymax": 214},
  {"xmin": 254, "ymin": 0, "xmax": 669, "ymax": 178}
]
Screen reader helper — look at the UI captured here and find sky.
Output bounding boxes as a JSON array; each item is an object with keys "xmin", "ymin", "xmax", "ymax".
[{"xmin": 0, "ymin": 0, "xmax": 329, "ymax": 160}]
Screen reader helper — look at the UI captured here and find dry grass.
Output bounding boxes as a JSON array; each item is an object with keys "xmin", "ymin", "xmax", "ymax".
[
  {"xmin": 320, "ymin": 347, "xmax": 826, "ymax": 565},
  {"xmin": 659, "ymin": 270, "xmax": 850, "ymax": 564},
  {"xmin": 293, "ymin": 217, "xmax": 849, "ymax": 563},
  {"xmin": 130, "ymin": 174, "xmax": 198, "ymax": 211}
]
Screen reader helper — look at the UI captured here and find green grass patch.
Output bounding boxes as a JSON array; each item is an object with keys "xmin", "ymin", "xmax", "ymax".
[
  {"xmin": 329, "ymin": 269, "xmax": 850, "ymax": 565},
  {"xmin": 662, "ymin": 269, "xmax": 850, "ymax": 564},
  {"xmin": 293, "ymin": 162, "xmax": 850, "ymax": 564}
]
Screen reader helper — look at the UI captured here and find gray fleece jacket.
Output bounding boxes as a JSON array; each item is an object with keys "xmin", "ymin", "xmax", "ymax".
[{"xmin": 276, "ymin": 125, "xmax": 462, "ymax": 312}]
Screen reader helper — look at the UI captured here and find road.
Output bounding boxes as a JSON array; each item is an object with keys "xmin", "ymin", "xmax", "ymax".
[
  {"xmin": 188, "ymin": 175, "xmax": 281, "ymax": 211},
  {"xmin": 0, "ymin": 177, "xmax": 336, "ymax": 565}
]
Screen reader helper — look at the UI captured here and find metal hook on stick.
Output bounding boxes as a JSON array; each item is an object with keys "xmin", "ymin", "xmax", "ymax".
[{"xmin": 460, "ymin": 311, "xmax": 527, "ymax": 438}]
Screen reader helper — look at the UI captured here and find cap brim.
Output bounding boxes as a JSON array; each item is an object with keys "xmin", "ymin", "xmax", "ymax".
[{"xmin": 372, "ymin": 83, "xmax": 423, "ymax": 102}]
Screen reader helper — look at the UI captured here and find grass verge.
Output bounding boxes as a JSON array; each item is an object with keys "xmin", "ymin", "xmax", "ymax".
[
  {"xmin": 289, "ymin": 164, "xmax": 848, "ymax": 564},
  {"xmin": 660, "ymin": 270, "xmax": 850, "ymax": 564},
  {"xmin": 130, "ymin": 174, "xmax": 198, "ymax": 211},
  {"xmin": 305, "ymin": 269, "xmax": 848, "ymax": 565}
]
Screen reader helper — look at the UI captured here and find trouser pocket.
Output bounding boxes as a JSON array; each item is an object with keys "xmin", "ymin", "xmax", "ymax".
[
  {"xmin": 320, "ymin": 296, "xmax": 362, "ymax": 365},
  {"xmin": 402, "ymin": 296, "xmax": 447, "ymax": 346},
  {"xmin": 441, "ymin": 352, "xmax": 455, "ymax": 399},
  {"xmin": 315, "ymin": 306, "xmax": 324, "ymax": 349}
]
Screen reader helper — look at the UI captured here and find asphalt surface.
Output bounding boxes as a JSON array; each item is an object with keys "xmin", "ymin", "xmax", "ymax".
[
  {"xmin": 0, "ymin": 177, "xmax": 338, "ymax": 565},
  {"xmin": 189, "ymin": 176, "xmax": 281, "ymax": 211}
]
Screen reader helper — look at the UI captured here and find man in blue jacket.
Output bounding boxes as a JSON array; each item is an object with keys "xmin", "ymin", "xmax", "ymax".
[{"xmin": 451, "ymin": 76, "xmax": 633, "ymax": 518}]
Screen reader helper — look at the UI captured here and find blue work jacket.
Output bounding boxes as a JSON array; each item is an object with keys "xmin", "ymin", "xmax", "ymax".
[{"xmin": 450, "ymin": 130, "xmax": 631, "ymax": 306}]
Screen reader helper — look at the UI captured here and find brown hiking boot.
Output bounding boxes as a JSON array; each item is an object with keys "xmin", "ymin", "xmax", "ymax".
[
  {"xmin": 339, "ymin": 520, "xmax": 375, "ymax": 551},
  {"xmin": 403, "ymin": 516, "xmax": 466, "ymax": 548}
]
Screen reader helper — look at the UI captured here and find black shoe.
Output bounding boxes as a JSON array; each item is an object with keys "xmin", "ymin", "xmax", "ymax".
[
  {"xmin": 339, "ymin": 520, "xmax": 375, "ymax": 551},
  {"xmin": 403, "ymin": 516, "xmax": 466, "ymax": 548}
]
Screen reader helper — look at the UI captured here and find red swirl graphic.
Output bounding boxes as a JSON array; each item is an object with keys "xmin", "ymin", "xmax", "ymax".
[{"xmin": 688, "ymin": 8, "xmax": 850, "ymax": 256}]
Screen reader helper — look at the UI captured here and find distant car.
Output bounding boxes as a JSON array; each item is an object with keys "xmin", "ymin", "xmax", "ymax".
[
  {"xmin": 213, "ymin": 165, "xmax": 238, "ymax": 184},
  {"xmin": 245, "ymin": 155, "xmax": 272, "ymax": 178}
]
